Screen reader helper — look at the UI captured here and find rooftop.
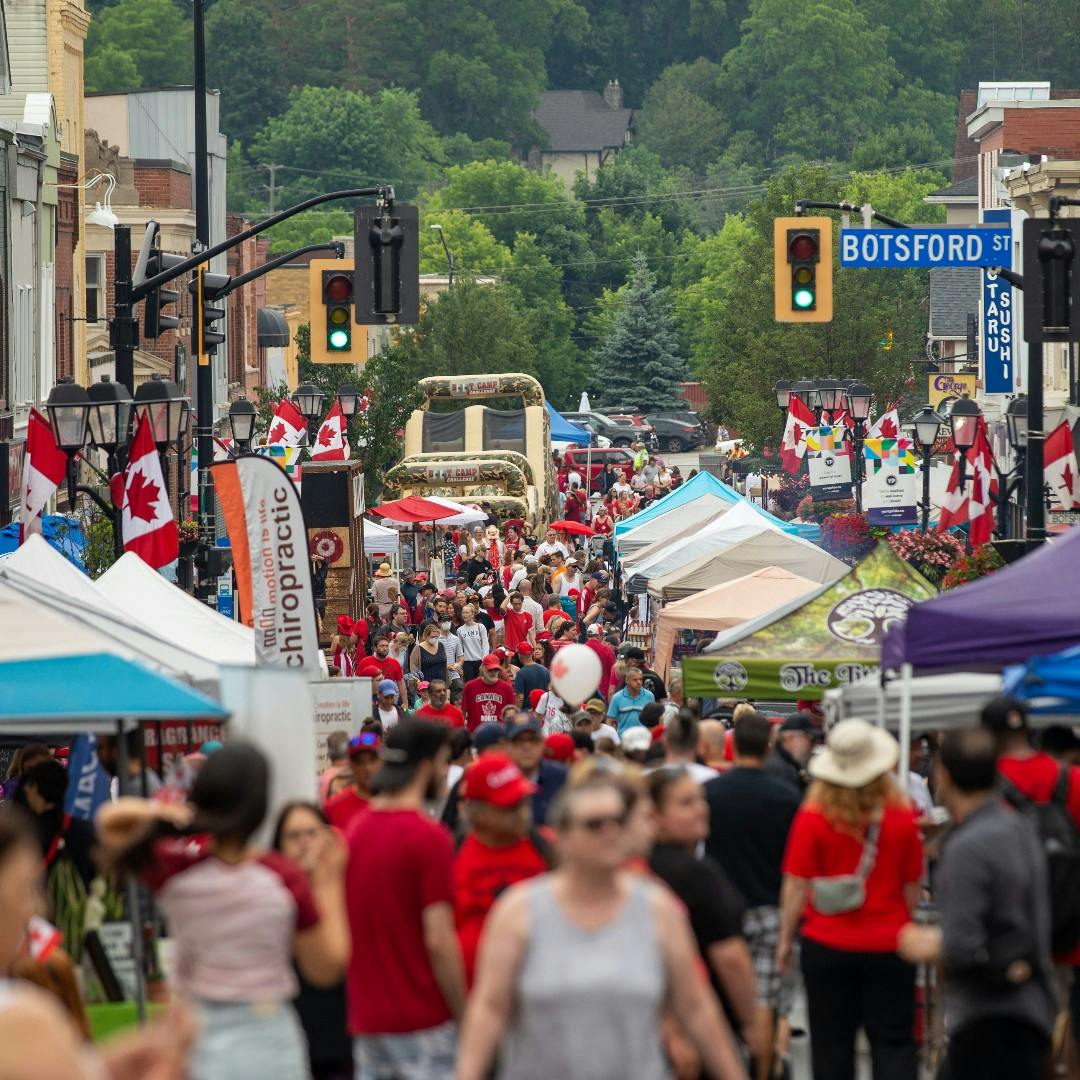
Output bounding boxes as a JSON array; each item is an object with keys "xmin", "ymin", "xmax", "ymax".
[
  {"xmin": 929, "ymin": 267, "xmax": 980, "ymax": 339},
  {"xmin": 532, "ymin": 90, "xmax": 634, "ymax": 152}
]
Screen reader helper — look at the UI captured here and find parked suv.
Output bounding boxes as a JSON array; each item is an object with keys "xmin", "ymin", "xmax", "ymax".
[
  {"xmin": 645, "ymin": 413, "xmax": 701, "ymax": 453},
  {"xmin": 606, "ymin": 414, "xmax": 660, "ymax": 449},
  {"xmin": 557, "ymin": 446, "xmax": 636, "ymax": 490},
  {"xmin": 564, "ymin": 411, "xmax": 656, "ymax": 449}
]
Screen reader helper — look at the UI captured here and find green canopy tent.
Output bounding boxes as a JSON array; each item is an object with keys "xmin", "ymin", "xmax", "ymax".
[{"xmin": 681, "ymin": 543, "xmax": 937, "ymax": 701}]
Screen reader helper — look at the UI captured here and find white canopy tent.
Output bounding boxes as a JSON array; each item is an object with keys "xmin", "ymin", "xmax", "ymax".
[
  {"xmin": 97, "ymin": 553, "xmax": 256, "ymax": 667},
  {"xmin": 362, "ymin": 518, "xmax": 402, "ymax": 554},
  {"xmin": 614, "ymin": 494, "xmax": 733, "ymax": 557}
]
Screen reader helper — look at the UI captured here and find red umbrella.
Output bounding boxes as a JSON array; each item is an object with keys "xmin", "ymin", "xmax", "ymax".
[
  {"xmin": 550, "ymin": 519, "xmax": 595, "ymax": 536},
  {"xmin": 370, "ymin": 495, "xmax": 466, "ymax": 524}
]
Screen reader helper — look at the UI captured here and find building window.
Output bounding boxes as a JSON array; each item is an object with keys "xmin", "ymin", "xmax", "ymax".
[{"xmin": 86, "ymin": 255, "xmax": 105, "ymax": 324}]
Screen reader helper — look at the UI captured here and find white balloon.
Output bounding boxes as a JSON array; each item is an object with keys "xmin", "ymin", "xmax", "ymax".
[{"xmin": 549, "ymin": 643, "xmax": 603, "ymax": 707}]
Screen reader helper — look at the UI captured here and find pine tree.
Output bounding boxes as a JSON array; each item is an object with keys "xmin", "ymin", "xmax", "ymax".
[{"xmin": 592, "ymin": 252, "xmax": 689, "ymax": 413}]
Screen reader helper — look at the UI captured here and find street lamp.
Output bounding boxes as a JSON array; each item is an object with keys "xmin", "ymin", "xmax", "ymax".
[
  {"xmin": 773, "ymin": 378, "xmax": 792, "ymax": 410},
  {"xmin": 1005, "ymin": 394, "xmax": 1028, "ymax": 451},
  {"xmin": 997, "ymin": 395, "xmax": 1029, "ymax": 539},
  {"xmin": 844, "ymin": 381, "xmax": 873, "ymax": 513},
  {"xmin": 46, "ymin": 377, "xmax": 91, "ymax": 453},
  {"xmin": 949, "ymin": 394, "xmax": 982, "ymax": 551},
  {"xmin": 912, "ymin": 405, "xmax": 944, "ymax": 532},
  {"xmin": 816, "ymin": 378, "xmax": 846, "ymax": 416},
  {"xmin": 86, "ymin": 375, "xmax": 133, "ymax": 454},
  {"xmin": 228, "ymin": 397, "xmax": 256, "ymax": 454},
  {"xmin": 430, "ymin": 223, "xmax": 455, "ymax": 288},
  {"xmin": 337, "ymin": 383, "xmax": 361, "ymax": 418},
  {"xmin": 134, "ymin": 375, "xmax": 188, "ymax": 449},
  {"xmin": 792, "ymin": 378, "xmax": 816, "ymax": 411},
  {"xmin": 293, "ymin": 382, "xmax": 325, "ymax": 444}
]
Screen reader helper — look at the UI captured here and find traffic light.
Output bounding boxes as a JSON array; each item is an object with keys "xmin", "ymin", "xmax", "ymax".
[
  {"xmin": 190, "ymin": 265, "xmax": 230, "ymax": 364},
  {"xmin": 143, "ymin": 250, "xmax": 187, "ymax": 338},
  {"xmin": 323, "ymin": 270, "xmax": 354, "ymax": 353},
  {"xmin": 774, "ymin": 216, "xmax": 833, "ymax": 323},
  {"xmin": 309, "ymin": 258, "xmax": 358, "ymax": 364},
  {"xmin": 1022, "ymin": 218, "xmax": 1080, "ymax": 343},
  {"xmin": 354, "ymin": 203, "xmax": 419, "ymax": 325}
]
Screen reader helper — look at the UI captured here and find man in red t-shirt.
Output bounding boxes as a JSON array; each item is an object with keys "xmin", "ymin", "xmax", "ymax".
[
  {"xmin": 500, "ymin": 592, "xmax": 535, "ymax": 652},
  {"xmin": 325, "ymin": 730, "xmax": 381, "ymax": 831},
  {"xmin": 462, "ymin": 655, "xmax": 516, "ymax": 733},
  {"xmin": 453, "ymin": 753, "xmax": 551, "ymax": 985},
  {"xmin": 415, "ymin": 679, "xmax": 466, "ymax": 728},
  {"xmin": 355, "ymin": 635, "xmax": 407, "ymax": 703},
  {"xmin": 345, "ymin": 720, "xmax": 464, "ymax": 1075}
]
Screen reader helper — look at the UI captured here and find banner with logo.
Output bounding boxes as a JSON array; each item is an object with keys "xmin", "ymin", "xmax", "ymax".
[
  {"xmin": 806, "ymin": 425, "xmax": 852, "ymax": 501},
  {"xmin": 212, "ymin": 456, "xmax": 321, "ymax": 671},
  {"xmin": 863, "ymin": 437, "xmax": 918, "ymax": 526},
  {"xmin": 928, "ymin": 372, "xmax": 977, "ymax": 412},
  {"xmin": 681, "ymin": 543, "xmax": 937, "ymax": 699}
]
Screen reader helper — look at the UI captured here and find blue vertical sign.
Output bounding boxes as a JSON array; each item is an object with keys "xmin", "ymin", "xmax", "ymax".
[{"xmin": 982, "ymin": 209, "xmax": 1014, "ymax": 394}]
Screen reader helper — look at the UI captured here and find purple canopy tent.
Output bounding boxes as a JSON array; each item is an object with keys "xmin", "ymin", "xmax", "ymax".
[{"xmin": 882, "ymin": 526, "xmax": 1080, "ymax": 674}]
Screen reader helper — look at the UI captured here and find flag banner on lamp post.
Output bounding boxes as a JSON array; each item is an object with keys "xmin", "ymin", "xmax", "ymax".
[
  {"xmin": 864, "ymin": 437, "xmax": 918, "ymax": 526},
  {"xmin": 212, "ymin": 455, "xmax": 321, "ymax": 671},
  {"xmin": 806, "ymin": 425, "xmax": 852, "ymax": 501}
]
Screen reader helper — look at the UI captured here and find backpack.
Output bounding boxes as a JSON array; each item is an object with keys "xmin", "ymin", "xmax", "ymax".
[{"xmin": 999, "ymin": 765, "xmax": 1080, "ymax": 954}]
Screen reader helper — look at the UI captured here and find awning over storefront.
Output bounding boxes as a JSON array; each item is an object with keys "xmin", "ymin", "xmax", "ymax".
[{"xmin": 257, "ymin": 307, "xmax": 290, "ymax": 348}]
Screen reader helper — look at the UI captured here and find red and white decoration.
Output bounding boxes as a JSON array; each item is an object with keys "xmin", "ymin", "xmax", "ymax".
[
  {"xmin": 1044, "ymin": 420, "xmax": 1080, "ymax": 511},
  {"xmin": 780, "ymin": 393, "xmax": 818, "ymax": 473},
  {"xmin": 866, "ymin": 406, "xmax": 901, "ymax": 440},
  {"xmin": 26, "ymin": 915, "xmax": 61, "ymax": 962},
  {"xmin": 266, "ymin": 399, "xmax": 307, "ymax": 448},
  {"xmin": 310, "ymin": 400, "xmax": 351, "ymax": 461},
  {"xmin": 19, "ymin": 409, "xmax": 69, "ymax": 544},
  {"xmin": 938, "ymin": 416, "xmax": 998, "ymax": 547},
  {"xmin": 121, "ymin": 416, "xmax": 179, "ymax": 569}
]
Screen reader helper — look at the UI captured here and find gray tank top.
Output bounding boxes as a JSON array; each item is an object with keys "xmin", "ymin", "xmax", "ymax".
[{"xmin": 498, "ymin": 875, "xmax": 672, "ymax": 1080}]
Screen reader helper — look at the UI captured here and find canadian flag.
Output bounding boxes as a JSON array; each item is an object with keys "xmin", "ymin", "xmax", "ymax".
[
  {"xmin": 310, "ymin": 400, "xmax": 351, "ymax": 461},
  {"xmin": 266, "ymin": 399, "xmax": 307, "ymax": 448},
  {"xmin": 1044, "ymin": 420, "xmax": 1079, "ymax": 510},
  {"xmin": 20, "ymin": 409, "xmax": 69, "ymax": 544},
  {"xmin": 26, "ymin": 915, "xmax": 61, "ymax": 962},
  {"xmin": 121, "ymin": 416, "xmax": 179, "ymax": 568},
  {"xmin": 866, "ymin": 406, "xmax": 901, "ymax": 440},
  {"xmin": 938, "ymin": 417, "xmax": 998, "ymax": 546},
  {"xmin": 780, "ymin": 393, "xmax": 817, "ymax": 473}
]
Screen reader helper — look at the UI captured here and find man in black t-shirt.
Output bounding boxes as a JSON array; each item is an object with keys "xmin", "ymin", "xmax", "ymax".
[
  {"xmin": 704, "ymin": 710, "xmax": 802, "ymax": 1077},
  {"xmin": 511, "ymin": 645, "xmax": 549, "ymax": 708}
]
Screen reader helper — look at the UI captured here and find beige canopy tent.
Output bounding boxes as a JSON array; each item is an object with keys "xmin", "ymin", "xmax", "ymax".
[
  {"xmin": 654, "ymin": 566, "xmax": 821, "ymax": 678},
  {"xmin": 646, "ymin": 528, "xmax": 847, "ymax": 603}
]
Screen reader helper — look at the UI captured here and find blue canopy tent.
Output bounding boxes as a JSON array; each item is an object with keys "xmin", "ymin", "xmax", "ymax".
[
  {"xmin": 546, "ymin": 402, "xmax": 592, "ymax": 446},
  {"xmin": 1002, "ymin": 644, "xmax": 1080, "ymax": 716},
  {"xmin": 614, "ymin": 470, "xmax": 821, "ymax": 541},
  {"xmin": 0, "ymin": 514, "xmax": 86, "ymax": 569}
]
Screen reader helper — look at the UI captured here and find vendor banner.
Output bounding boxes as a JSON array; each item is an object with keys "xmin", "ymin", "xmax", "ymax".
[
  {"xmin": 806, "ymin": 425, "xmax": 852, "ymax": 501},
  {"xmin": 212, "ymin": 455, "xmax": 321, "ymax": 671},
  {"xmin": 694, "ymin": 655, "xmax": 879, "ymax": 699},
  {"xmin": 863, "ymin": 437, "xmax": 918, "ymax": 526}
]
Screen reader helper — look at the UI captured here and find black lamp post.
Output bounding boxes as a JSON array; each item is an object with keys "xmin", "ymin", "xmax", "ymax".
[
  {"xmin": 773, "ymin": 378, "xmax": 792, "ymax": 411},
  {"xmin": 994, "ymin": 394, "xmax": 1029, "ymax": 539},
  {"xmin": 134, "ymin": 375, "xmax": 189, "ymax": 451},
  {"xmin": 949, "ymin": 394, "xmax": 981, "ymax": 551},
  {"xmin": 913, "ymin": 405, "xmax": 943, "ymax": 532},
  {"xmin": 293, "ymin": 382, "xmax": 326, "ymax": 445},
  {"xmin": 844, "ymin": 381, "xmax": 872, "ymax": 512},
  {"xmin": 816, "ymin": 378, "xmax": 846, "ymax": 420},
  {"xmin": 228, "ymin": 397, "xmax": 257, "ymax": 454},
  {"xmin": 792, "ymin": 378, "xmax": 816, "ymax": 412}
]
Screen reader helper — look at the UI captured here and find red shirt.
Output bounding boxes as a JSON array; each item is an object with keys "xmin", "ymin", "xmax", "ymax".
[
  {"xmin": 585, "ymin": 638, "xmax": 615, "ymax": 698},
  {"xmin": 345, "ymin": 809, "xmax": 455, "ymax": 1035},
  {"xmin": 454, "ymin": 833, "xmax": 551, "ymax": 985},
  {"xmin": 415, "ymin": 702, "xmax": 466, "ymax": 728},
  {"xmin": 593, "ymin": 515, "xmax": 613, "ymax": 535},
  {"xmin": 541, "ymin": 608, "xmax": 561, "ymax": 626},
  {"xmin": 502, "ymin": 608, "xmax": 533, "ymax": 650},
  {"xmin": 355, "ymin": 655, "xmax": 404, "ymax": 682},
  {"xmin": 324, "ymin": 787, "xmax": 370, "ymax": 831},
  {"xmin": 782, "ymin": 802, "xmax": 923, "ymax": 953},
  {"xmin": 462, "ymin": 677, "xmax": 515, "ymax": 732}
]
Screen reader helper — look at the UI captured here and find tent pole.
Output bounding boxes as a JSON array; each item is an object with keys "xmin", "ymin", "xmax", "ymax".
[
  {"xmin": 116, "ymin": 720, "xmax": 148, "ymax": 1024},
  {"xmin": 898, "ymin": 664, "xmax": 913, "ymax": 786}
]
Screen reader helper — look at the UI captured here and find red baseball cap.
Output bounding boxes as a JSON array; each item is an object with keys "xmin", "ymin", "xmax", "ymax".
[
  {"xmin": 528, "ymin": 688, "xmax": 545, "ymax": 710},
  {"xmin": 516, "ymin": 642, "xmax": 533, "ymax": 656},
  {"xmin": 481, "ymin": 654, "xmax": 502, "ymax": 670},
  {"xmin": 544, "ymin": 733, "xmax": 575, "ymax": 763},
  {"xmin": 537, "ymin": 630, "xmax": 552, "ymax": 642},
  {"xmin": 567, "ymin": 588, "xmax": 581, "ymax": 598},
  {"xmin": 462, "ymin": 753, "xmax": 537, "ymax": 806}
]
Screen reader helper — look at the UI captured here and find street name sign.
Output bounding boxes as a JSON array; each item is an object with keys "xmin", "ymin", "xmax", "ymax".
[{"xmin": 839, "ymin": 226, "xmax": 1011, "ymax": 268}]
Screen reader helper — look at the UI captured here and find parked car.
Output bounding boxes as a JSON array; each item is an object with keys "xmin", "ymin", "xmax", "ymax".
[
  {"xmin": 557, "ymin": 446, "xmax": 639, "ymax": 491},
  {"xmin": 606, "ymin": 414, "xmax": 660, "ymax": 449},
  {"xmin": 564, "ymin": 411, "xmax": 656, "ymax": 449},
  {"xmin": 645, "ymin": 413, "xmax": 702, "ymax": 453}
]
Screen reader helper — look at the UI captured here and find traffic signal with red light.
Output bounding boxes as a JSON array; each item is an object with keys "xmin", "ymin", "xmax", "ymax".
[
  {"xmin": 774, "ymin": 216, "xmax": 833, "ymax": 323},
  {"xmin": 309, "ymin": 258, "xmax": 359, "ymax": 364}
]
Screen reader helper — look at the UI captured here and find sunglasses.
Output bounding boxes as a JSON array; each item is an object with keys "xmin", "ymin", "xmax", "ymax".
[
  {"xmin": 569, "ymin": 810, "xmax": 629, "ymax": 833},
  {"xmin": 350, "ymin": 731, "xmax": 380, "ymax": 751}
]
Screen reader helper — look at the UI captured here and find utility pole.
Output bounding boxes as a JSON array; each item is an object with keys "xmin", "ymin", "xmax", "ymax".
[{"xmin": 261, "ymin": 163, "xmax": 284, "ymax": 214}]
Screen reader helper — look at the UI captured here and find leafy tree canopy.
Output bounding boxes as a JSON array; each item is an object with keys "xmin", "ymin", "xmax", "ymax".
[{"xmin": 84, "ymin": 0, "xmax": 191, "ymax": 91}]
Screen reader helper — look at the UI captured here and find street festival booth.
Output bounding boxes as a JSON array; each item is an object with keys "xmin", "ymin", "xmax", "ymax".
[
  {"xmin": 653, "ymin": 567, "xmax": 821, "ymax": 679},
  {"xmin": 682, "ymin": 543, "xmax": 937, "ymax": 767},
  {"xmin": 546, "ymin": 402, "xmax": 592, "ymax": 446},
  {"xmin": 615, "ymin": 493, "xmax": 735, "ymax": 558},
  {"xmin": 1002, "ymin": 643, "xmax": 1080, "ymax": 716},
  {"xmin": 371, "ymin": 494, "xmax": 475, "ymax": 583}
]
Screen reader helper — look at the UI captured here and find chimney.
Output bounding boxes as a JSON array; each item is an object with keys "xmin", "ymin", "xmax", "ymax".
[{"xmin": 603, "ymin": 79, "xmax": 623, "ymax": 109}]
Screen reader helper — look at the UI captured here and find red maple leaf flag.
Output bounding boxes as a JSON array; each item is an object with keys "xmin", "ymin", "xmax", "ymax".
[
  {"xmin": 310, "ymin": 400, "xmax": 350, "ymax": 462},
  {"xmin": 266, "ymin": 399, "xmax": 306, "ymax": 448},
  {"xmin": 121, "ymin": 416, "xmax": 178, "ymax": 568},
  {"xmin": 780, "ymin": 393, "xmax": 817, "ymax": 473},
  {"xmin": 939, "ymin": 417, "xmax": 997, "ymax": 546},
  {"xmin": 20, "ymin": 409, "xmax": 70, "ymax": 544},
  {"xmin": 1044, "ymin": 420, "xmax": 1080, "ymax": 510},
  {"xmin": 867, "ymin": 406, "xmax": 901, "ymax": 440}
]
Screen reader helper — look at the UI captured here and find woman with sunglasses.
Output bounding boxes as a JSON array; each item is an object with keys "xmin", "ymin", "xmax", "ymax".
[{"xmin": 457, "ymin": 774, "xmax": 747, "ymax": 1079}]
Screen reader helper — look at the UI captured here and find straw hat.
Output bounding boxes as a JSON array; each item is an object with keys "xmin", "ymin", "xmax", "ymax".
[
  {"xmin": 808, "ymin": 718, "xmax": 898, "ymax": 789},
  {"xmin": 375, "ymin": 562, "xmax": 393, "ymax": 577}
]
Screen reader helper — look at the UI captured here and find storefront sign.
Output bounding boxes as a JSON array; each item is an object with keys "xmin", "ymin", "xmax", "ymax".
[
  {"xmin": 982, "ymin": 209, "xmax": 1014, "ymax": 394},
  {"xmin": 928, "ymin": 372, "xmax": 977, "ymax": 411}
]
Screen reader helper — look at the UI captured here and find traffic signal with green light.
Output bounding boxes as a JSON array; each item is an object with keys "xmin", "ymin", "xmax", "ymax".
[
  {"xmin": 774, "ymin": 216, "xmax": 833, "ymax": 323},
  {"xmin": 309, "ymin": 258, "xmax": 358, "ymax": 364},
  {"xmin": 323, "ymin": 270, "xmax": 354, "ymax": 353}
]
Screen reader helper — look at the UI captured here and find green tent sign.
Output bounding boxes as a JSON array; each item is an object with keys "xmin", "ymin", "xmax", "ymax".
[{"xmin": 681, "ymin": 543, "xmax": 936, "ymax": 700}]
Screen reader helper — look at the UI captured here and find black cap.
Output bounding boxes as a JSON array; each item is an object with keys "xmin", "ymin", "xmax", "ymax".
[
  {"xmin": 506, "ymin": 719, "xmax": 542, "ymax": 739},
  {"xmin": 473, "ymin": 722, "xmax": 508, "ymax": 751},
  {"xmin": 1039, "ymin": 725, "xmax": 1080, "ymax": 753},
  {"xmin": 778, "ymin": 712, "xmax": 818, "ymax": 735},
  {"xmin": 618, "ymin": 644, "xmax": 646, "ymax": 661},
  {"xmin": 979, "ymin": 695, "xmax": 1028, "ymax": 734},
  {"xmin": 372, "ymin": 719, "xmax": 448, "ymax": 793}
]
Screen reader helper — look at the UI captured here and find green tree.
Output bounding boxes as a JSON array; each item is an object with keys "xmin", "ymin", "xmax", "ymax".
[
  {"xmin": 592, "ymin": 252, "xmax": 689, "ymax": 412},
  {"xmin": 636, "ymin": 60, "xmax": 728, "ymax": 174},
  {"xmin": 250, "ymin": 86, "xmax": 445, "ymax": 204},
  {"xmin": 84, "ymin": 0, "xmax": 191, "ymax": 91},
  {"xmin": 262, "ymin": 210, "xmax": 353, "ymax": 255}
]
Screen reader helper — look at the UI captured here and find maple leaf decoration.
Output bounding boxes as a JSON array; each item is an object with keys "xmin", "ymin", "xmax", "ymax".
[
  {"xmin": 269, "ymin": 421, "xmax": 287, "ymax": 443},
  {"xmin": 318, "ymin": 424, "xmax": 336, "ymax": 447},
  {"xmin": 126, "ymin": 470, "xmax": 162, "ymax": 522},
  {"xmin": 1063, "ymin": 462, "xmax": 1075, "ymax": 495},
  {"xmin": 879, "ymin": 417, "xmax": 899, "ymax": 438}
]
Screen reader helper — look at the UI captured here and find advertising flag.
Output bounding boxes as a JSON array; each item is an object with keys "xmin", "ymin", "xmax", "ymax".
[
  {"xmin": 121, "ymin": 416, "xmax": 179, "ymax": 568},
  {"xmin": 863, "ymin": 437, "xmax": 918, "ymax": 526},
  {"xmin": 212, "ymin": 455, "xmax": 321, "ymax": 671},
  {"xmin": 19, "ymin": 409, "xmax": 69, "ymax": 544}
]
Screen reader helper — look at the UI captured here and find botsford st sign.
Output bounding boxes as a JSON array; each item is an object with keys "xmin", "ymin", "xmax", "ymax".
[{"xmin": 839, "ymin": 226, "xmax": 1011, "ymax": 268}]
